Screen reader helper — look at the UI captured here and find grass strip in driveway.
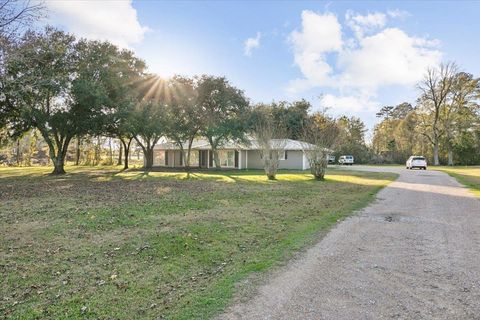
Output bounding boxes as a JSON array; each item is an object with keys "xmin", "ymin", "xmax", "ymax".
[{"xmin": 0, "ymin": 166, "xmax": 396, "ymax": 319}]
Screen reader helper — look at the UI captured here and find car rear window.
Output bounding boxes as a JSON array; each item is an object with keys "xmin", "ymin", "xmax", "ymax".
[{"xmin": 413, "ymin": 157, "xmax": 425, "ymax": 161}]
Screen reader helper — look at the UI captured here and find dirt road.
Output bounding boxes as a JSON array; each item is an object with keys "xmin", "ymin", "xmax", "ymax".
[{"xmin": 220, "ymin": 167, "xmax": 480, "ymax": 320}]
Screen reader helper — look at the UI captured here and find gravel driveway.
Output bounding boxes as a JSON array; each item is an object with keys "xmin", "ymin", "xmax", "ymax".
[{"xmin": 220, "ymin": 167, "xmax": 480, "ymax": 320}]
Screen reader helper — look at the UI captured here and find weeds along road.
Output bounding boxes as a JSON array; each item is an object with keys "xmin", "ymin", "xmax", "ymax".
[{"xmin": 221, "ymin": 166, "xmax": 480, "ymax": 320}]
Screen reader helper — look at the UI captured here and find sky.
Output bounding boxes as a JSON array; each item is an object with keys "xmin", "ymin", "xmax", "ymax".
[{"xmin": 41, "ymin": 0, "xmax": 480, "ymax": 133}]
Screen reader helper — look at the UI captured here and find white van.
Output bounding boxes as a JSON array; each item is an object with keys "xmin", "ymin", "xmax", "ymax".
[{"xmin": 339, "ymin": 155, "xmax": 354, "ymax": 165}]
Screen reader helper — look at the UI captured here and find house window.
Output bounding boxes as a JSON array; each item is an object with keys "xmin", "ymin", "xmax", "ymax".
[{"xmin": 219, "ymin": 150, "xmax": 235, "ymax": 167}]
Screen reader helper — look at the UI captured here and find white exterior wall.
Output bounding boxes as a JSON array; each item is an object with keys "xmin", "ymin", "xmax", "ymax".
[
  {"xmin": 245, "ymin": 150, "xmax": 263, "ymax": 169},
  {"xmin": 302, "ymin": 152, "xmax": 310, "ymax": 170},
  {"xmin": 278, "ymin": 150, "xmax": 304, "ymax": 170},
  {"xmin": 245, "ymin": 150, "xmax": 305, "ymax": 170},
  {"xmin": 240, "ymin": 150, "xmax": 247, "ymax": 169},
  {"xmin": 153, "ymin": 148, "xmax": 307, "ymax": 170}
]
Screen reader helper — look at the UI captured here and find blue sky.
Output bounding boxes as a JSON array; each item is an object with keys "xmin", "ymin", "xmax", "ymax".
[{"xmin": 43, "ymin": 1, "xmax": 480, "ymax": 133}]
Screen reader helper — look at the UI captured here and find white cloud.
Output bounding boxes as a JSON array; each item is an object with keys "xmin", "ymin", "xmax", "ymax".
[
  {"xmin": 287, "ymin": 10, "xmax": 442, "ymax": 114},
  {"xmin": 338, "ymin": 28, "xmax": 442, "ymax": 90},
  {"xmin": 346, "ymin": 11, "xmax": 387, "ymax": 39},
  {"xmin": 288, "ymin": 11, "xmax": 342, "ymax": 87},
  {"xmin": 387, "ymin": 9, "xmax": 411, "ymax": 19},
  {"xmin": 45, "ymin": 0, "xmax": 148, "ymax": 48},
  {"xmin": 244, "ymin": 32, "xmax": 261, "ymax": 57},
  {"xmin": 320, "ymin": 93, "xmax": 378, "ymax": 113}
]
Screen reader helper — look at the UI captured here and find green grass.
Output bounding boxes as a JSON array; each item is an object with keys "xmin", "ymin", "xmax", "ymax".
[
  {"xmin": 434, "ymin": 166, "xmax": 480, "ymax": 197},
  {"xmin": 0, "ymin": 166, "xmax": 396, "ymax": 319}
]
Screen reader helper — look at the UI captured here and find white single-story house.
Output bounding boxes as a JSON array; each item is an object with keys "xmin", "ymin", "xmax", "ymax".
[{"xmin": 151, "ymin": 138, "xmax": 315, "ymax": 170}]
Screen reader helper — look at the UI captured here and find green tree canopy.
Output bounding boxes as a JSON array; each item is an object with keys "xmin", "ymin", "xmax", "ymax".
[
  {"xmin": 164, "ymin": 76, "xmax": 201, "ymax": 170},
  {"xmin": 197, "ymin": 75, "xmax": 249, "ymax": 168},
  {"xmin": 0, "ymin": 27, "xmax": 146, "ymax": 173}
]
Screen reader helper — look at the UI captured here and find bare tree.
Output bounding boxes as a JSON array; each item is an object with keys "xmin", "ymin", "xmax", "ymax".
[
  {"xmin": 253, "ymin": 117, "xmax": 287, "ymax": 180},
  {"xmin": 417, "ymin": 62, "xmax": 457, "ymax": 165},
  {"xmin": 0, "ymin": 0, "xmax": 44, "ymax": 39},
  {"xmin": 301, "ymin": 112, "xmax": 339, "ymax": 180}
]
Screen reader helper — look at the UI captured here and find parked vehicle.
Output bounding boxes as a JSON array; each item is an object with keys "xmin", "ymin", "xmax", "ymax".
[
  {"xmin": 338, "ymin": 155, "xmax": 354, "ymax": 165},
  {"xmin": 406, "ymin": 156, "xmax": 427, "ymax": 170},
  {"xmin": 328, "ymin": 155, "xmax": 336, "ymax": 164}
]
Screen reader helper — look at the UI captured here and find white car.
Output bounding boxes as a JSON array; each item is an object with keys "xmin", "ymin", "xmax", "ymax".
[
  {"xmin": 406, "ymin": 156, "xmax": 427, "ymax": 170},
  {"xmin": 338, "ymin": 155, "xmax": 354, "ymax": 165}
]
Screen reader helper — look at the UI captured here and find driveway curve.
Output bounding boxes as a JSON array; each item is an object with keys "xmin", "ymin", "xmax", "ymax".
[{"xmin": 220, "ymin": 166, "xmax": 480, "ymax": 320}]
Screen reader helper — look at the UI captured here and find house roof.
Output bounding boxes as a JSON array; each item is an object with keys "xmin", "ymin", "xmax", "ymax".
[
  {"xmin": 244, "ymin": 139, "xmax": 316, "ymax": 151},
  {"xmin": 154, "ymin": 138, "xmax": 316, "ymax": 151}
]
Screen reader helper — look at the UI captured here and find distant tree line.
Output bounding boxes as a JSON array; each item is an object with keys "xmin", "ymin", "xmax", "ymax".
[{"xmin": 373, "ymin": 63, "xmax": 480, "ymax": 165}]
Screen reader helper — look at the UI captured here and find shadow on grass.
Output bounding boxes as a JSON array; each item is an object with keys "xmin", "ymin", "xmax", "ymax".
[
  {"xmin": 0, "ymin": 165, "xmax": 398, "ymax": 187},
  {"xmin": 0, "ymin": 166, "xmax": 398, "ymax": 319}
]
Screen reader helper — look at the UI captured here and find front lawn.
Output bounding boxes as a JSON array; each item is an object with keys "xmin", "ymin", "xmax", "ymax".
[
  {"xmin": 0, "ymin": 166, "xmax": 396, "ymax": 319},
  {"xmin": 435, "ymin": 166, "xmax": 480, "ymax": 197}
]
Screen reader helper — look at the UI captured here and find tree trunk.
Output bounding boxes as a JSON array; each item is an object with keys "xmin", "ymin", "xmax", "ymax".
[
  {"xmin": 213, "ymin": 150, "xmax": 221, "ymax": 168},
  {"xmin": 109, "ymin": 138, "xmax": 113, "ymax": 165},
  {"xmin": 49, "ymin": 140, "xmax": 71, "ymax": 175},
  {"xmin": 185, "ymin": 138, "xmax": 195, "ymax": 171},
  {"xmin": 266, "ymin": 166, "xmax": 276, "ymax": 180},
  {"xmin": 52, "ymin": 157, "xmax": 66, "ymax": 174},
  {"xmin": 447, "ymin": 147, "xmax": 454, "ymax": 166},
  {"xmin": 144, "ymin": 147, "xmax": 154, "ymax": 169},
  {"xmin": 117, "ymin": 142, "xmax": 123, "ymax": 166},
  {"xmin": 75, "ymin": 136, "xmax": 81, "ymax": 165},
  {"xmin": 94, "ymin": 136, "xmax": 101, "ymax": 165},
  {"xmin": 310, "ymin": 160, "xmax": 326, "ymax": 180},
  {"xmin": 15, "ymin": 139, "xmax": 21, "ymax": 166},
  {"xmin": 120, "ymin": 137, "xmax": 132, "ymax": 170},
  {"xmin": 266, "ymin": 173, "xmax": 276, "ymax": 180},
  {"xmin": 36, "ymin": 125, "xmax": 71, "ymax": 174},
  {"xmin": 433, "ymin": 139, "xmax": 440, "ymax": 166},
  {"xmin": 134, "ymin": 136, "xmax": 160, "ymax": 170},
  {"xmin": 207, "ymin": 138, "xmax": 221, "ymax": 169},
  {"xmin": 123, "ymin": 145, "xmax": 129, "ymax": 170},
  {"xmin": 263, "ymin": 159, "xmax": 277, "ymax": 180}
]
